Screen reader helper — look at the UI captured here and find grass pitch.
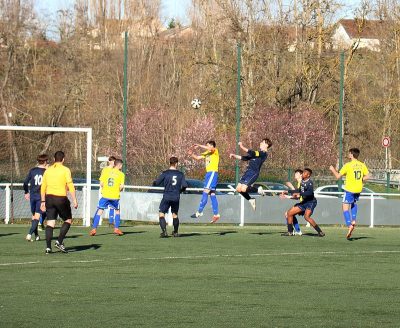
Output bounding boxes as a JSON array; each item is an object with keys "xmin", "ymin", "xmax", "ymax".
[{"xmin": 1, "ymin": 224, "xmax": 400, "ymax": 327}]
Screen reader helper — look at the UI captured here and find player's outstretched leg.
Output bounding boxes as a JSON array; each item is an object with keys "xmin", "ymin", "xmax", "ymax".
[
  {"xmin": 210, "ymin": 191, "xmax": 220, "ymax": 223},
  {"xmin": 304, "ymin": 209, "xmax": 325, "ymax": 237},
  {"xmin": 90, "ymin": 208, "xmax": 103, "ymax": 236},
  {"xmin": 191, "ymin": 190, "xmax": 208, "ymax": 219},
  {"xmin": 237, "ymin": 184, "xmax": 256, "ymax": 211}
]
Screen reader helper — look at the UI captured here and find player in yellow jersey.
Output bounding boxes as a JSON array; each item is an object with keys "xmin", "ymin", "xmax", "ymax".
[
  {"xmin": 100, "ymin": 156, "xmax": 116, "ymax": 226},
  {"xmin": 330, "ymin": 148, "xmax": 370, "ymax": 239},
  {"xmin": 189, "ymin": 140, "xmax": 220, "ymax": 223},
  {"xmin": 90, "ymin": 159, "xmax": 125, "ymax": 236}
]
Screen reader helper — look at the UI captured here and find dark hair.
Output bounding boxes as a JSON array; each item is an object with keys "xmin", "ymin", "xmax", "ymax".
[
  {"xmin": 37, "ymin": 154, "xmax": 48, "ymax": 164},
  {"xmin": 349, "ymin": 148, "xmax": 360, "ymax": 159},
  {"xmin": 54, "ymin": 151, "xmax": 65, "ymax": 163},
  {"xmin": 114, "ymin": 159, "xmax": 123, "ymax": 166},
  {"xmin": 170, "ymin": 156, "xmax": 179, "ymax": 165},
  {"xmin": 294, "ymin": 169, "xmax": 303, "ymax": 174},
  {"xmin": 263, "ymin": 138, "xmax": 273, "ymax": 148},
  {"xmin": 207, "ymin": 140, "xmax": 216, "ymax": 148},
  {"xmin": 304, "ymin": 167, "xmax": 313, "ymax": 175},
  {"xmin": 108, "ymin": 156, "xmax": 116, "ymax": 162}
]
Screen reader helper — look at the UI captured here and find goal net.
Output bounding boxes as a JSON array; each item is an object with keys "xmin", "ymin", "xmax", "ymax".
[{"xmin": 0, "ymin": 126, "xmax": 92, "ymax": 226}]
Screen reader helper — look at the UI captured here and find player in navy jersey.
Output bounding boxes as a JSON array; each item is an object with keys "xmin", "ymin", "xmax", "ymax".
[
  {"xmin": 229, "ymin": 138, "xmax": 272, "ymax": 211},
  {"xmin": 153, "ymin": 156, "xmax": 188, "ymax": 238},
  {"xmin": 23, "ymin": 154, "xmax": 49, "ymax": 241},
  {"xmin": 282, "ymin": 168, "xmax": 325, "ymax": 237}
]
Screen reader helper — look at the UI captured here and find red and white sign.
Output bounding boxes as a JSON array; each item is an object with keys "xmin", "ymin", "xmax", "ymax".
[{"xmin": 382, "ymin": 137, "xmax": 390, "ymax": 148}]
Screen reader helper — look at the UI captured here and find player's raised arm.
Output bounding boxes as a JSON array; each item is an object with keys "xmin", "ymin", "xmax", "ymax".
[
  {"xmin": 229, "ymin": 153, "xmax": 242, "ymax": 160},
  {"xmin": 238, "ymin": 142, "xmax": 249, "ymax": 153},
  {"xmin": 153, "ymin": 172, "xmax": 165, "ymax": 187},
  {"xmin": 329, "ymin": 165, "xmax": 342, "ymax": 180}
]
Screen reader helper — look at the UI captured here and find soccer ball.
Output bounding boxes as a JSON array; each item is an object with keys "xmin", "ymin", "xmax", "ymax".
[{"xmin": 191, "ymin": 98, "xmax": 201, "ymax": 109}]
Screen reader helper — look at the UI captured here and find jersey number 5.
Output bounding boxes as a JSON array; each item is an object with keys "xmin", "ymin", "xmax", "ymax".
[{"xmin": 172, "ymin": 176, "xmax": 177, "ymax": 186}]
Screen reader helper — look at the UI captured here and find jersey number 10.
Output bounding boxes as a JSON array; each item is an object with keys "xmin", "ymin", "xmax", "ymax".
[{"xmin": 354, "ymin": 171, "xmax": 362, "ymax": 180}]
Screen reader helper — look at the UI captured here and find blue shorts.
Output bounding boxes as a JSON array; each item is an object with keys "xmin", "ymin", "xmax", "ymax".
[
  {"xmin": 30, "ymin": 198, "xmax": 43, "ymax": 215},
  {"xmin": 98, "ymin": 198, "xmax": 120, "ymax": 210},
  {"xmin": 159, "ymin": 198, "xmax": 179, "ymax": 214},
  {"xmin": 342, "ymin": 191, "xmax": 360, "ymax": 204},
  {"xmin": 204, "ymin": 171, "xmax": 218, "ymax": 190},
  {"xmin": 239, "ymin": 170, "xmax": 259, "ymax": 186},
  {"xmin": 295, "ymin": 200, "xmax": 317, "ymax": 215}
]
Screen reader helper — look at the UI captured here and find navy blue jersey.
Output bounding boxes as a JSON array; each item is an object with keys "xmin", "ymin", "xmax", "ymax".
[
  {"xmin": 241, "ymin": 149, "xmax": 268, "ymax": 173},
  {"xmin": 153, "ymin": 169, "xmax": 188, "ymax": 201},
  {"xmin": 288, "ymin": 178, "xmax": 316, "ymax": 203},
  {"xmin": 23, "ymin": 167, "xmax": 46, "ymax": 200}
]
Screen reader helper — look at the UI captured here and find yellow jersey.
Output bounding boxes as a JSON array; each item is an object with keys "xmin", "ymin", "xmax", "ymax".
[
  {"xmin": 99, "ymin": 166, "xmax": 113, "ymax": 182},
  {"xmin": 41, "ymin": 163, "xmax": 75, "ymax": 197},
  {"xmin": 100, "ymin": 168, "xmax": 125, "ymax": 199},
  {"xmin": 339, "ymin": 160, "xmax": 369, "ymax": 193},
  {"xmin": 201, "ymin": 149, "xmax": 219, "ymax": 172}
]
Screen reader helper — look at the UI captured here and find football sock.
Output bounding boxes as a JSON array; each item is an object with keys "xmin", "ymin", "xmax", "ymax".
[
  {"xmin": 159, "ymin": 217, "xmax": 167, "ymax": 232},
  {"xmin": 109, "ymin": 208, "xmax": 115, "ymax": 224},
  {"xmin": 343, "ymin": 210, "xmax": 352, "ymax": 227},
  {"xmin": 92, "ymin": 210, "xmax": 101, "ymax": 228},
  {"xmin": 29, "ymin": 220, "xmax": 39, "ymax": 235},
  {"xmin": 39, "ymin": 214, "xmax": 44, "ymax": 225},
  {"xmin": 351, "ymin": 203, "xmax": 358, "ymax": 220},
  {"xmin": 240, "ymin": 192, "xmax": 251, "ymax": 200},
  {"xmin": 210, "ymin": 193, "xmax": 219, "ymax": 215},
  {"xmin": 58, "ymin": 222, "xmax": 71, "ymax": 244},
  {"xmin": 287, "ymin": 223, "xmax": 294, "ymax": 233},
  {"xmin": 293, "ymin": 216, "xmax": 301, "ymax": 233},
  {"xmin": 114, "ymin": 213, "xmax": 121, "ymax": 228},
  {"xmin": 173, "ymin": 217, "xmax": 179, "ymax": 233},
  {"xmin": 45, "ymin": 226, "xmax": 53, "ymax": 249},
  {"xmin": 313, "ymin": 224, "xmax": 323, "ymax": 234},
  {"xmin": 198, "ymin": 192, "xmax": 208, "ymax": 212}
]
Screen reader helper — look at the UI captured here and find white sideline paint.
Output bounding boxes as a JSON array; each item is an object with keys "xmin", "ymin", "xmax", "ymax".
[{"xmin": 1, "ymin": 250, "xmax": 400, "ymax": 267}]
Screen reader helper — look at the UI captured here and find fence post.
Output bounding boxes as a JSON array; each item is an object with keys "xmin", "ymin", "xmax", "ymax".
[
  {"xmin": 5, "ymin": 184, "xmax": 10, "ymax": 224},
  {"xmin": 369, "ymin": 194, "xmax": 374, "ymax": 228},
  {"xmin": 239, "ymin": 196, "xmax": 245, "ymax": 227},
  {"xmin": 82, "ymin": 186, "xmax": 89, "ymax": 227}
]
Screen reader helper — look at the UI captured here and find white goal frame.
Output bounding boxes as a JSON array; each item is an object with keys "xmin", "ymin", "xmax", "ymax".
[{"xmin": 0, "ymin": 126, "xmax": 92, "ymax": 226}]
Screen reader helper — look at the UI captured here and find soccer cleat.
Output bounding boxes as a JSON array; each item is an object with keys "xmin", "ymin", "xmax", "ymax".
[
  {"xmin": 257, "ymin": 186, "xmax": 266, "ymax": 196},
  {"xmin": 45, "ymin": 248, "xmax": 52, "ymax": 254},
  {"xmin": 35, "ymin": 235, "xmax": 40, "ymax": 241},
  {"xmin": 210, "ymin": 214, "xmax": 221, "ymax": 224},
  {"xmin": 114, "ymin": 228, "xmax": 124, "ymax": 236},
  {"xmin": 293, "ymin": 231, "xmax": 303, "ymax": 236},
  {"xmin": 281, "ymin": 232, "xmax": 294, "ymax": 236},
  {"xmin": 306, "ymin": 222, "xmax": 311, "ymax": 228},
  {"xmin": 89, "ymin": 228, "xmax": 97, "ymax": 236},
  {"xmin": 38, "ymin": 225, "xmax": 43, "ymax": 231},
  {"xmin": 249, "ymin": 199, "xmax": 256, "ymax": 211},
  {"xmin": 26, "ymin": 234, "xmax": 32, "ymax": 242},
  {"xmin": 317, "ymin": 232, "xmax": 326, "ymax": 237},
  {"xmin": 190, "ymin": 211, "xmax": 203, "ymax": 219},
  {"xmin": 54, "ymin": 241, "xmax": 68, "ymax": 253},
  {"xmin": 172, "ymin": 232, "xmax": 179, "ymax": 237},
  {"xmin": 160, "ymin": 231, "xmax": 168, "ymax": 238}
]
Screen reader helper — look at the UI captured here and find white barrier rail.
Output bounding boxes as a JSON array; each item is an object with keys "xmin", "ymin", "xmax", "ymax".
[{"xmin": 2, "ymin": 183, "xmax": 400, "ymax": 227}]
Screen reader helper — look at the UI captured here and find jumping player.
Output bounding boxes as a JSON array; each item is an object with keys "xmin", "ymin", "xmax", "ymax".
[
  {"xmin": 329, "ymin": 148, "xmax": 370, "ymax": 239},
  {"xmin": 189, "ymin": 141, "xmax": 220, "ymax": 223},
  {"xmin": 90, "ymin": 159, "xmax": 125, "ymax": 236},
  {"xmin": 282, "ymin": 168, "xmax": 325, "ymax": 237},
  {"xmin": 229, "ymin": 138, "xmax": 272, "ymax": 210},
  {"xmin": 100, "ymin": 156, "xmax": 116, "ymax": 226},
  {"xmin": 23, "ymin": 154, "xmax": 48, "ymax": 241},
  {"xmin": 153, "ymin": 156, "xmax": 188, "ymax": 238}
]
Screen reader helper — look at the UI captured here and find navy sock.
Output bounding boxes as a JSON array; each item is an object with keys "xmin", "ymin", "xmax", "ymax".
[
  {"xmin": 58, "ymin": 222, "xmax": 71, "ymax": 244},
  {"xmin": 29, "ymin": 220, "xmax": 39, "ymax": 235},
  {"xmin": 45, "ymin": 226, "xmax": 53, "ymax": 249},
  {"xmin": 240, "ymin": 192, "xmax": 251, "ymax": 200},
  {"xmin": 173, "ymin": 218, "xmax": 179, "ymax": 233},
  {"xmin": 159, "ymin": 217, "xmax": 167, "ymax": 232}
]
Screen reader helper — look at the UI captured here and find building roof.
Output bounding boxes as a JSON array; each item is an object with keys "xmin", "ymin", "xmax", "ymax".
[{"xmin": 338, "ymin": 19, "xmax": 384, "ymax": 39}]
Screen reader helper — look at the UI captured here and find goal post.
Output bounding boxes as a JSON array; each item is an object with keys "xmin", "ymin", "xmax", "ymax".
[{"xmin": 0, "ymin": 125, "xmax": 92, "ymax": 226}]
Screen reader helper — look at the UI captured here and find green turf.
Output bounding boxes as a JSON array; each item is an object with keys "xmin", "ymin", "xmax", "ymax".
[{"xmin": 1, "ymin": 224, "xmax": 400, "ymax": 327}]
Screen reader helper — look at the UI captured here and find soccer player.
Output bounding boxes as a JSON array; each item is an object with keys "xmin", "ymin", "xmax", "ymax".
[
  {"xmin": 282, "ymin": 168, "xmax": 325, "ymax": 237},
  {"xmin": 153, "ymin": 156, "xmax": 188, "ymax": 238},
  {"xmin": 100, "ymin": 156, "xmax": 116, "ymax": 226},
  {"xmin": 329, "ymin": 148, "xmax": 370, "ymax": 239},
  {"xmin": 280, "ymin": 169, "xmax": 303, "ymax": 235},
  {"xmin": 229, "ymin": 138, "xmax": 272, "ymax": 210},
  {"xmin": 90, "ymin": 159, "xmax": 125, "ymax": 236},
  {"xmin": 23, "ymin": 154, "xmax": 48, "ymax": 242},
  {"xmin": 40, "ymin": 151, "xmax": 78, "ymax": 254},
  {"xmin": 189, "ymin": 141, "xmax": 220, "ymax": 223}
]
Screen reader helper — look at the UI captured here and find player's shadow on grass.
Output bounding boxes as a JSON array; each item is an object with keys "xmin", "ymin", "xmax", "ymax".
[
  {"xmin": 0, "ymin": 233, "xmax": 19, "ymax": 238},
  {"xmin": 250, "ymin": 232, "xmax": 280, "ymax": 236},
  {"xmin": 302, "ymin": 233, "xmax": 324, "ymax": 237},
  {"xmin": 178, "ymin": 231, "xmax": 237, "ymax": 238},
  {"xmin": 347, "ymin": 236, "xmax": 371, "ymax": 241},
  {"xmin": 66, "ymin": 244, "xmax": 102, "ymax": 252},
  {"xmin": 94, "ymin": 231, "xmax": 146, "ymax": 236},
  {"xmin": 121, "ymin": 231, "xmax": 146, "ymax": 235}
]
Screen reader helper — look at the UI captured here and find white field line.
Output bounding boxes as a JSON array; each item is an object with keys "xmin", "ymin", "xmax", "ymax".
[{"xmin": 1, "ymin": 250, "xmax": 400, "ymax": 267}]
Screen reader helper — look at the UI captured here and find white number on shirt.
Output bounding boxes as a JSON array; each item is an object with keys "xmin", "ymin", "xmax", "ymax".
[
  {"xmin": 172, "ymin": 176, "xmax": 177, "ymax": 186},
  {"xmin": 34, "ymin": 174, "xmax": 42, "ymax": 186}
]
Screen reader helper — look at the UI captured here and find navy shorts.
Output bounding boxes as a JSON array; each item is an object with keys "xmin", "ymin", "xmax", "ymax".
[
  {"xmin": 30, "ymin": 198, "xmax": 43, "ymax": 215},
  {"xmin": 159, "ymin": 198, "xmax": 180, "ymax": 214},
  {"xmin": 295, "ymin": 200, "xmax": 317, "ymax": 215},
  {"xmin": 239, "ymin": 170, "xmax": 259, "ymax": 186}
]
